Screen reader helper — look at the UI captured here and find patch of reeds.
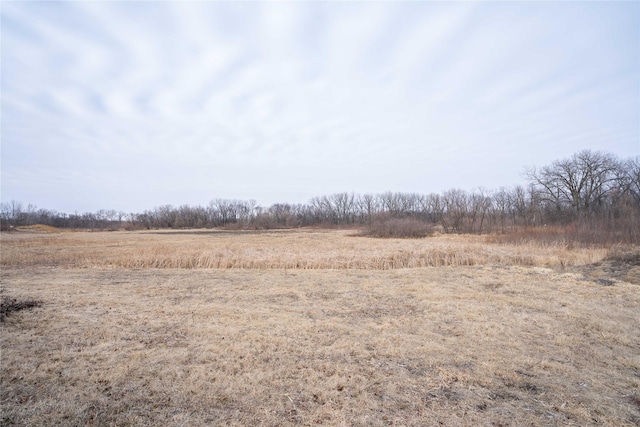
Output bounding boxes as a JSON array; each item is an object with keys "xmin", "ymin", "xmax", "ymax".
[
  {"xmin": 489, "ymin": 223, "xmax": 640, "ymax": 247},
  {"xmin": 1, "ymin": 229, "xmax": 608, "ymax": 270}
]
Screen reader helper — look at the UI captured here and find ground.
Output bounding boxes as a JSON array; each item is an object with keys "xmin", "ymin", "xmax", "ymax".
[{"xmin": 1, "ymin": 229, "xmax": 639, "ymax": 426}]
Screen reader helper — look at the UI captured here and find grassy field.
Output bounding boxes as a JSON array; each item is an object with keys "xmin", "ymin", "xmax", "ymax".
[
  {"xmin": 1, "ymin": 229, "xmax": 639, "ymax": 426},
  {"xmin": 0, "ymin": 228, "xmax": 615, "ymax": 269}
]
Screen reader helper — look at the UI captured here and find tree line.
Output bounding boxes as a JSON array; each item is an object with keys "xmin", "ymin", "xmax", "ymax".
[{"xmin": 2, "ymin": 150, "xmax": 638, "ymax": 243}]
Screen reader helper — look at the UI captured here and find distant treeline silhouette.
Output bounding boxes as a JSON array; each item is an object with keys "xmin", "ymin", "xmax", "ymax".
[{"xmin": 2, "ymin": 150, "xmax": 639, "ymax": 244}]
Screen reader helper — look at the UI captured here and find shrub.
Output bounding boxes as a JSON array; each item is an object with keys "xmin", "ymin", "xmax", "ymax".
[{"xmin": 359, "ymin": 218, "xmax": 434, "ymax": 239}]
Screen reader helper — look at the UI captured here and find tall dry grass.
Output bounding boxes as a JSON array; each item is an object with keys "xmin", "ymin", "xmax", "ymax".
[
  {"xmin": 0, "ymin": 229, "xmax": 610, "ymax": 270},
  {"xmin": 489, "ymin": 224, "xmax": 640, "ymax": 247}
]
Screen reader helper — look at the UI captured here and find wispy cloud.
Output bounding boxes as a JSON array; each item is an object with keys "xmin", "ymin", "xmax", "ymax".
[{"xmin": 1, "ymin": 1, "xmax": 638, "ymax": 212}]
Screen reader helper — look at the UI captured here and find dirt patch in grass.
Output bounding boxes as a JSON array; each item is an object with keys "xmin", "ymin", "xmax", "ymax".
[
  {"xmin": 572, "ymin": 246, "xmax": 640, "ymax": 285},
  {"xmin": 0, "ymin": 291, "xmax": 41, "ymax": 322}
]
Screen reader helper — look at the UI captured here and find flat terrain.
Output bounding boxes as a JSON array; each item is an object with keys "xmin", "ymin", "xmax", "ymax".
[{"xmin": 1, "ymin": 229, "xmax": 639, "ymax": 426}]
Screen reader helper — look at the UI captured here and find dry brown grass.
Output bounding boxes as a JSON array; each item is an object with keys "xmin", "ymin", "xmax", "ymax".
[
  {"xmin": 0, "ymin": 228, "xmax": 609, "ymax": 270},
  {"xmin": 13, "ymin": 224, "xmax": 64, "ymax": 233},
  {"xmin": 1, "ymin": 230, "xmax": 639, "ymax": 426}
]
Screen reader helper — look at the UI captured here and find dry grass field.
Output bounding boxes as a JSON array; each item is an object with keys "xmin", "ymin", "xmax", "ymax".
[
  {"xmin": 0, "ymin": 228, "xmax": 615, "ymax": 270},
  {"xmin": 1, "ymin": 228, "xmax": 639, "ymax": 426}
]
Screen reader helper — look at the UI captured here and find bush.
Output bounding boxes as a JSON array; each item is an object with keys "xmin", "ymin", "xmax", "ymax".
[{"xmin": 359, "ymin": 218, "xmax": 434, "ymax": 239}]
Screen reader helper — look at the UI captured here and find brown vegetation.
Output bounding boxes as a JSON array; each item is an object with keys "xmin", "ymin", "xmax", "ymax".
[
  {"xmin": 1, "ymin": 229, "xmax": 639, "ymax": 426},
  {"xmin": 2, "ymin": 151, "xmax": 638, "ymax": 243},
  {"xmin": 358, "ymin": 218, "xmax": 435, "ymax": 239},
  {"xmin": 0, "ymin": 228, "xmax": 610, "ymax": 270}
]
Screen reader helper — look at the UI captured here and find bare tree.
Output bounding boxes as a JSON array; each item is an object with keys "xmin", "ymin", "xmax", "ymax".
[
  {"xmin": 424, "ymin": 193, "xmax": 445, "ymax": 230},
  {"xmin": 527, "ymin": 150, "xmax": 620, "ymax": 218},
  {"xmin": 442, "ymin": 189, "xmax": 468, "ymax": 233},
  {"xmin": 356, "ymin": 194, "xmax": 379, "ymax": 227},
  {"xmin": 491, "ymin": 188, "xmax": 510, "ymax": 233},
  {"xmin": 619, "ymin": 156, "xmax": 640, "ymax": 205},
  {"xmin": 468, "ymin": 189, "xmax": 492, "ymax": 234},
  {"xmin": 330, "ymin": 193, "xmax": 356, "ymax": 224},
  {"xmin": 1, "ymin": 200, "xmax": 24, "ymax": 226}
]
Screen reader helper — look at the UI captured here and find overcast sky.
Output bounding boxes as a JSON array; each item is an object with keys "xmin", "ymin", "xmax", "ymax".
[{"xmin": 2, "ymin": 1, "xmax": 638, "ymax": 213}]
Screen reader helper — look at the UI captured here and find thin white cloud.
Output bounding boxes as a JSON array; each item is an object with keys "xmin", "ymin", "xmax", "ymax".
[{"xmin": 1, "ymin": 1, "xmax": 637, "ymax": 212}]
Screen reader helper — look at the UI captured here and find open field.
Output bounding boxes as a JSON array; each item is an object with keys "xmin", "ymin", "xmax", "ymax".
[
  {"xmin": 1, "ymin": 229, "xmax": 639, "ymax": 426},
  {"xmin": 0, "ymin": 228, "xmax": 617, "ymax": 270}
]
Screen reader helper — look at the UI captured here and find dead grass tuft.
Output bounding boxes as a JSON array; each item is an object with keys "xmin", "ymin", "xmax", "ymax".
[
  {"xmin": 0, "ymin": 291, "xmax": 41, "ymax": 322},
  {"xmin": 488, "ymin": 224, "xmax": 639, "ymax": 247}
]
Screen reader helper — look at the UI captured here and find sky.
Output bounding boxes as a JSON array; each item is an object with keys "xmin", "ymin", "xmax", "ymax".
[{"xmin": 1, "ymin": 1, "xmax": 639, "ymax": 213}]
